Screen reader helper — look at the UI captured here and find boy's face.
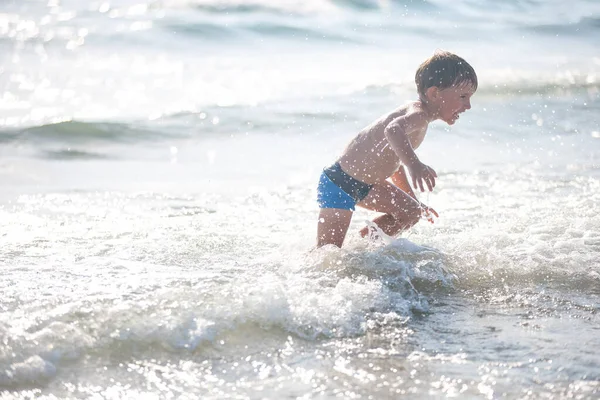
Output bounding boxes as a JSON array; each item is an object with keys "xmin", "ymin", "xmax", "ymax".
[{"xmin": 435, "ymin": 82, "xmax": 476, "ymax": 125}]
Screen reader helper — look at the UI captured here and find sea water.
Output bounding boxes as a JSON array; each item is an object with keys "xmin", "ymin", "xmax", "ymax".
[{"xmin": 1, "ymin": 0, "xmax": 599, "ymax": 399}]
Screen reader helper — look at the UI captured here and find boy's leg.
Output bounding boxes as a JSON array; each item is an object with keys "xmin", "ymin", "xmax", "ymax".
[
  {"xmin": 356, "ymin": 181, "xmax": 422, "ymax": 237},
  {"xmin": 317, "ymin": 208, "xmax": 353, "ymax": 248}
]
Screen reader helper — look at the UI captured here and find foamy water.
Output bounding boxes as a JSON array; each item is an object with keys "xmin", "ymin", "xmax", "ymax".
[{"xmin": 1, "ymin": 0, "xmax": 599, "ymax": 398}]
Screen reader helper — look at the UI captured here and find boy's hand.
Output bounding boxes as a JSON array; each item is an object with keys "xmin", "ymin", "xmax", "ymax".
[
  {"xmin": 420, "ymin": 204, "xmax": 439, "ymax": 223},
  {"xmin": 408, "ymin": 161, "xmax": 437, "ymax": 192}
]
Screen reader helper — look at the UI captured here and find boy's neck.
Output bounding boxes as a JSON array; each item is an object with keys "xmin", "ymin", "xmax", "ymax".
[{"xmin": 418, "ymin": 97, "xmax": 440, "ymax": 122}]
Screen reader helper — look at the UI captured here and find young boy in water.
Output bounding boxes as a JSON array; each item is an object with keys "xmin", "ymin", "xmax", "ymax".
[{"xmin": 317, "ymin": 50, "xmax": 477, "ymax": 247}]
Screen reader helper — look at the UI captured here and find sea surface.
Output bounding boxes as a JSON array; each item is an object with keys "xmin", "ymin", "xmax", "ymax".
[{"xmin": 1, "ymin": 0, "xmax": 599, "ymax": 399}]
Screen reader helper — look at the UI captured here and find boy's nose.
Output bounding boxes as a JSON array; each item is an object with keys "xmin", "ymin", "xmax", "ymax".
[{"xmin": 465, "ymin": 100, "xmax": 471, "ymax": 110}]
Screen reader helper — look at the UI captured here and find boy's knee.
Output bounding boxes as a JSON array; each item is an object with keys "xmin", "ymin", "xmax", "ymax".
[{"xmin": 406, "ymin": 211, "xmax": 421, "ymax": 226}]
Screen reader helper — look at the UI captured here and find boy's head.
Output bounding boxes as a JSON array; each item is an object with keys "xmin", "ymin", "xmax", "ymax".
[
  {"xmin": 415, "ymin": 50, "xmax": 477, "ymax": 124},
  {"xmin": 415, "ymin": 50, "xmax": 477, "ymax": 100}
]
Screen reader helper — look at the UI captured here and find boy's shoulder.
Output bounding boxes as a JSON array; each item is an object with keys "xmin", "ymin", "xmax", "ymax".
[{"xmin": 389, "ymin": 101, "xmax": 430, "ymax": 127}]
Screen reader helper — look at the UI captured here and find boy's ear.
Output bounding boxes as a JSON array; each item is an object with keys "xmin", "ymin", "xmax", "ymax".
[{"xmin": 425, "ymin": 86, "xmax": 439, "ymax": 100}]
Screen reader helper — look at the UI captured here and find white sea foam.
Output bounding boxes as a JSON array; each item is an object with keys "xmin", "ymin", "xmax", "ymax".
[{"xmin": 0, "ymin": 356, "xmax": 57, "ymax": 387}]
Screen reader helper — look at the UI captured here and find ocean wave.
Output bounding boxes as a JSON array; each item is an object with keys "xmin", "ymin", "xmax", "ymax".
[
  {"xmin": 360, "ymin": 70, "xmax": 600, "ymax": 99},
  {"xmin": 186, "ymin": 0, "xmax": 336, "ymax": 15},
  {"xmin": 470, "ymin": 80, "xmax": 600, "ymax": 98},
  {"xmin": 181, "ymin": 0, "xmax": 435, "ymax": 15},
  {"xmin": 0, "ymin": 254, "xmax": 436, "ymax": 388},
  {"xmin": 167, "ymin": 20, "xmax": 358, "ymax": 42},
  {"xmin": 162, "ymin": 0, "xmax": 437, "ymax": 42},
  {"xmin": 0, "ymin": 120, "xmax": 178, "ymax": 145},
  {"xmin": 0, "ymin": 69, "xmax": 596, "ymax": 150},
  {"xmin": 525, "ymin": 16, "xmax": 600, "ymax": 36},
  {"xmin": 167, "ymin": 21, "xmax": 238, "ymax": 39},
  {"xmin": 244, "ymin": 22, "xmax": 357, "ymax": 42},
  {"xmin": 41, "ymin": 149, "xmax": 112, "ymax": 161}
]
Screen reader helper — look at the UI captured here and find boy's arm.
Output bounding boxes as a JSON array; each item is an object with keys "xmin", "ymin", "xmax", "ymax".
[
  {"xmin": 384, "ymin": 113, "xmax": 437, "ymax": 192},
  {"xmin": 391, "ymin": 165, "xmax": 440, "ymax": 223},
  {"xmin": 390, "ymin": 166, "xmax": 417, "ymax": 199}
]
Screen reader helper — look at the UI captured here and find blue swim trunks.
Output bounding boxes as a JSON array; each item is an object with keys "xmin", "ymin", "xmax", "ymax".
[{"xmin": 317, "ymin": 163, "xmax": 373, "ymax": 211}]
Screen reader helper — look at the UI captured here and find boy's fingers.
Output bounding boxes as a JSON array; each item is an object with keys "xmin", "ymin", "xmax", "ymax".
[
  {"xmin": 413, "ymin": 175, "xmax": 422, "ymax": 192},
  {"xmin": 426, "ymin": 175, "xmax": 435, "ymax": 191}
]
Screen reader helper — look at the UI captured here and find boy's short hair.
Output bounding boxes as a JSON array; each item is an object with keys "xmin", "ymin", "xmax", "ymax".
[{"xmin": 415, "ymin": 50, "xmax": 477, "ymax": 98}]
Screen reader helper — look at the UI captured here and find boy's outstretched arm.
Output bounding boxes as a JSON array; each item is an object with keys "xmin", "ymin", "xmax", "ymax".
[
  {"xmin": 391, "ymin": 166, "xmax": 439, "ymax": 223},
  {"xmin": 384, "ymin": 114, "xmax": 437, "ymax": 192}
]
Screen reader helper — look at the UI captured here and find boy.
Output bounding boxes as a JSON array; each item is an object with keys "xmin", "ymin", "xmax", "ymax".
[{"xmin": 316, "ymin": 50, "xmax": 477, "ymax": 248}]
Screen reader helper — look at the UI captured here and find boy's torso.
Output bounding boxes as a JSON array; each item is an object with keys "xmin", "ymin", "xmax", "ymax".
[{"xmin": 337, "ymin": 102, "xmax": 428, "ymax": 185}]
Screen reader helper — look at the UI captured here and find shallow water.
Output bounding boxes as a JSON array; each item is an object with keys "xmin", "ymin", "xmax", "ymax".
[{"xmin": 1, "ymin": 0, "xmax": 600, "ymax": 399}]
